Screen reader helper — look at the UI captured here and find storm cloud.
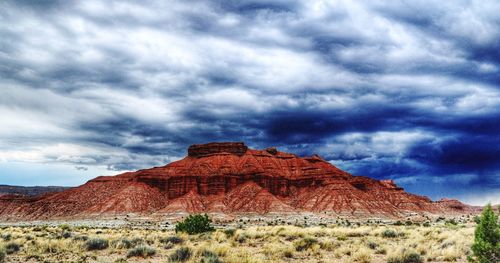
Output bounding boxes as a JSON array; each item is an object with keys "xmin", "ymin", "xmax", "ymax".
[{"xmin": 0, "ymin": 0, "xmax": 499, "ymax": 204}]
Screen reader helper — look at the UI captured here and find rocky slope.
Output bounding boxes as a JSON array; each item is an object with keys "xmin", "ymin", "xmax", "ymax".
[{"xmin": 0, "ymin": 142, "xmax": 478, "ymax": 220}]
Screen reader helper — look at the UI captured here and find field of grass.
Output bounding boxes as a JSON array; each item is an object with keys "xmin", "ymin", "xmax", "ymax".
[{"xmin": 0, "ymin": 221, "xmax": 475, "ymax": 262}]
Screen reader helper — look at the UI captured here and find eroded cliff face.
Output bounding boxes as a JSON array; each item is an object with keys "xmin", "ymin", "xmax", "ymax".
[
  {"xmin": 0, "ymin": 142, "xmax": 479, "ymax": 220},
  {"xmin": 188, "ymin": 142, "xmax": 248, "ymax": 157},
  {"xmin": 134, "ymin": 145, "xmax": 349, "ymax": 199}
]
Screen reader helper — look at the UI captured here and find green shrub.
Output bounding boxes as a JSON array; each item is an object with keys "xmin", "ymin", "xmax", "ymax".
[
  {"xmin": 0, "ymin": 247, "xmax": 5, "ymax": 263},
  {"xmin": 469, "ymin": 204, "xmax": 500, "ymax": 263},
  {"xmin": 404, "ymin": 252, "xmax": 423, "ymax": 263},
  {"xmin": 5, "ymin": 242, "xmax": 20, "ymax": 254},
  {"xmin": 127, "ymin": 245, "xmax": 156, "ymax": 258},
  {"xmin": 223, "ymin": 228, "xmax": 236, "ymax": 238},
  {"xmin": 387, "ymin": 249, "xmax": 422, "ymax": 263},
  {"xmin": 169, "ymin": 247, "xmax": 192, "ymax": 262},
  {"xmin": 200, "ymin": 249, "xmax": 223, "ymax": 263},
  {"xmin": 382, "ymin": 229, "xmax": 397, "ymax": 238},
  {"xmin": 175, "ymin": 214, "xmax": 214, "ymax": 235},
  {"xmin": 445, "ymin": 219, "xmax": 458, "ymax": 226},
  {"xmin": 294, "ymin": 237, "xmax": 318, "ymax": 251},
  {"xmin": 393, "ymin": 221, "xmax": 403, "ymax": 226},
  {"xmin": 1, "ymin": 233, "xmax": 11, "ymax": 241},
  {"xmin": 84, "ymin": 238, "xmax": 109, "ymax": 251},
  {"xmin": 423, "ymin": 222, "xmax": 431, "ymax": 227}
]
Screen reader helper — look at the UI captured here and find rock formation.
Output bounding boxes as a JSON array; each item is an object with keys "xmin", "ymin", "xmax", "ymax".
[{"xmin": 0, "ymin": 142, "xmax": 479, "ymax": 220}]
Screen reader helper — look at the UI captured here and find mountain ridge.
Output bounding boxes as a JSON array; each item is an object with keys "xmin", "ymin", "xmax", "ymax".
[
  {"xmin": 0, "ymin": 185, "xmax": 70, "ymax": 197},
  {"xmin": 0, "ymin": 142, "xmax": 480, "ymax": 221}
]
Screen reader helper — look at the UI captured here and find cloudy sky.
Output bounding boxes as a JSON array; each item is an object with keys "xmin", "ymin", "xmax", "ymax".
[{"xmin": 1, "ymin": 0, "xmax": 499, "ymax": 205}]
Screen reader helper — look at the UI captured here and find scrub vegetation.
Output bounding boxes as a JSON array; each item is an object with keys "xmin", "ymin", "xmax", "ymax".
[{"xmin": 0, "ymin": 217, "xmax": 483, "ymax": 263}]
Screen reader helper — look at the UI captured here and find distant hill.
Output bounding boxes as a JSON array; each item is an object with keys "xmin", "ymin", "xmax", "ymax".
[{"xmin": 0, "ymin": 185, "xmax": 71, "ymax": 197}]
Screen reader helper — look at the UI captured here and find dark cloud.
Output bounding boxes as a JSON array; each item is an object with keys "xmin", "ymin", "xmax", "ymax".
[
  {"xmin": 75, "ymin": 166, "xmax": 88, "ymax": 171},
  {"xmin": 408, "ymin": 136, "xmax": 500, "ymax": 172},
  {"xmin": 214, "ymin": 0, "xmax": 298, "ymax": 14},
  {"xmin": 0, "ymin": 0, "xmax": 499, "ymax": 204},
  {"xmin": 259, "ymin": 105, "xmax": 413, "ymax": 143}
]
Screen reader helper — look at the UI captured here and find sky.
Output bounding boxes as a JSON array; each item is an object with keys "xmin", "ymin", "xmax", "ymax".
[{"xmin": 0, "ymin": 0, "xmax": 499, "ymax": 205}]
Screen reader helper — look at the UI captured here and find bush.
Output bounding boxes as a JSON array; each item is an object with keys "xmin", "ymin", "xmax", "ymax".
[
  {"xmin": 200, "ymin": 249, "xmax": 223, "ymax": 263},
  {"xmin": 294, "ymin": 237, "xmax": 318, "ymax": 251},
  {"xmin": 394, "ymin": 221, "xmax": 403, "ymax": 226},
  {"xmin": 376, "ymin": 247, "xmax": 387, "ymax": 255},
  {"xmin": 61, "ymin": 232, "xmax": 72, "ymax": 239},
  {"xmin": 382, "ymin": 229, "xmax": 397, "ymax": 238},
  {"xmin": 130, "ymin": 237, "xmax": 145, "ymax": 246},
  {"xmin": 223, "ymin": 228, "xmax": 236, "ymax": 238},
  {"xmin": 73, "ymin": 235, "xmax": 89, "ymax": 241},
  {"xmin": 423, "ymin": 222, "xmax": 431, "ymax": 227},
  {"xmin": 59, "ymin": 224, "xmax": 71, "ymax": 231},
  {"xmin": 114, "ymin": 239, "xmax": 134, "ymax": 249},
  {"xmin": 160, "ymin": 236, "xmax": 184, "ymax": 245},
  {"xmin": 445, "ymin": 219, "xmax": 458, "ymax": 226},
  {"xmin": 175, "ymin": 214, "xmax": 214, "ymax": 235},
  {"xmin": 0, "ymin": 247, "xmax": 5, "ymax": 263},
  {"xmin": 169, "ymin": 247, "xmax": 192, "ymax": 262},
  {"xmin": 5, "ymin": 242, "xmax": 20, "ymax": 254},
  {"xmin": 403, "ymin": 252, "xmax": 423, "ymax": 263},
  {"xmin": 1, "ymin": 233, "xmax": 11, "ymax": 241},
  {"xmin": 387, "ymin": 249, "xmax": 423, "ymax": 263},
  {"xmin": 469, "ymin": 204, "xmax": 500, "ymax": 263},
  {"xmin": 113, "ymin": 237, "xmax": 145, "ymax": 249},
  {"xmin": 367, "ymin": 241, "xmax": 378, "ymax": 249},
  {"xmin": 235, "ymin": 233, "xmax": 247, "ymax": 244},
  {"xmin": 84, "ymin": 238, "xmax": 109, "ymax": 251},
  {"xmin": 127, "ymin": 245, "xmax": 156, "ymax": 258}
]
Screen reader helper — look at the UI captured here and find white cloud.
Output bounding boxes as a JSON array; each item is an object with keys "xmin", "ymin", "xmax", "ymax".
[
  {"xmin": 460, "ymin": 191, "xmax": 500, "ymax": 206},
  {"xmin": 325, "ymin": 130, "xmax": 435, "ymax": 161}
]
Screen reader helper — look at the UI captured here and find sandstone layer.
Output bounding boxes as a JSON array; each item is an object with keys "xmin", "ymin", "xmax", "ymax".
[{"xmin": 0, "ymin": 142, "xmax": 478, "ymax": 220}]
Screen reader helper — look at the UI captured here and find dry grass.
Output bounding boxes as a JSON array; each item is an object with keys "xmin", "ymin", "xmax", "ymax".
[{"xmin": 0, "ymin": 221, "xmax": 475, "ymax": 262}]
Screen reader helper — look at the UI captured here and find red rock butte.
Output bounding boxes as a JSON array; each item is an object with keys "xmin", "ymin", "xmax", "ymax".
[{"xmin": 0, "ymin": 142, "xmax": 478, "ymax": 220}]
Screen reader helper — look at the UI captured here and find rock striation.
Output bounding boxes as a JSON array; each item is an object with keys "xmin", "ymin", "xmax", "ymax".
[
  {"xmin": 188, "ymin": 142, "xmax": 248, "ymax": 157},
  {"xmin": 0, "ymin": 142, "xmax": 479, "ymax": 220}
]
